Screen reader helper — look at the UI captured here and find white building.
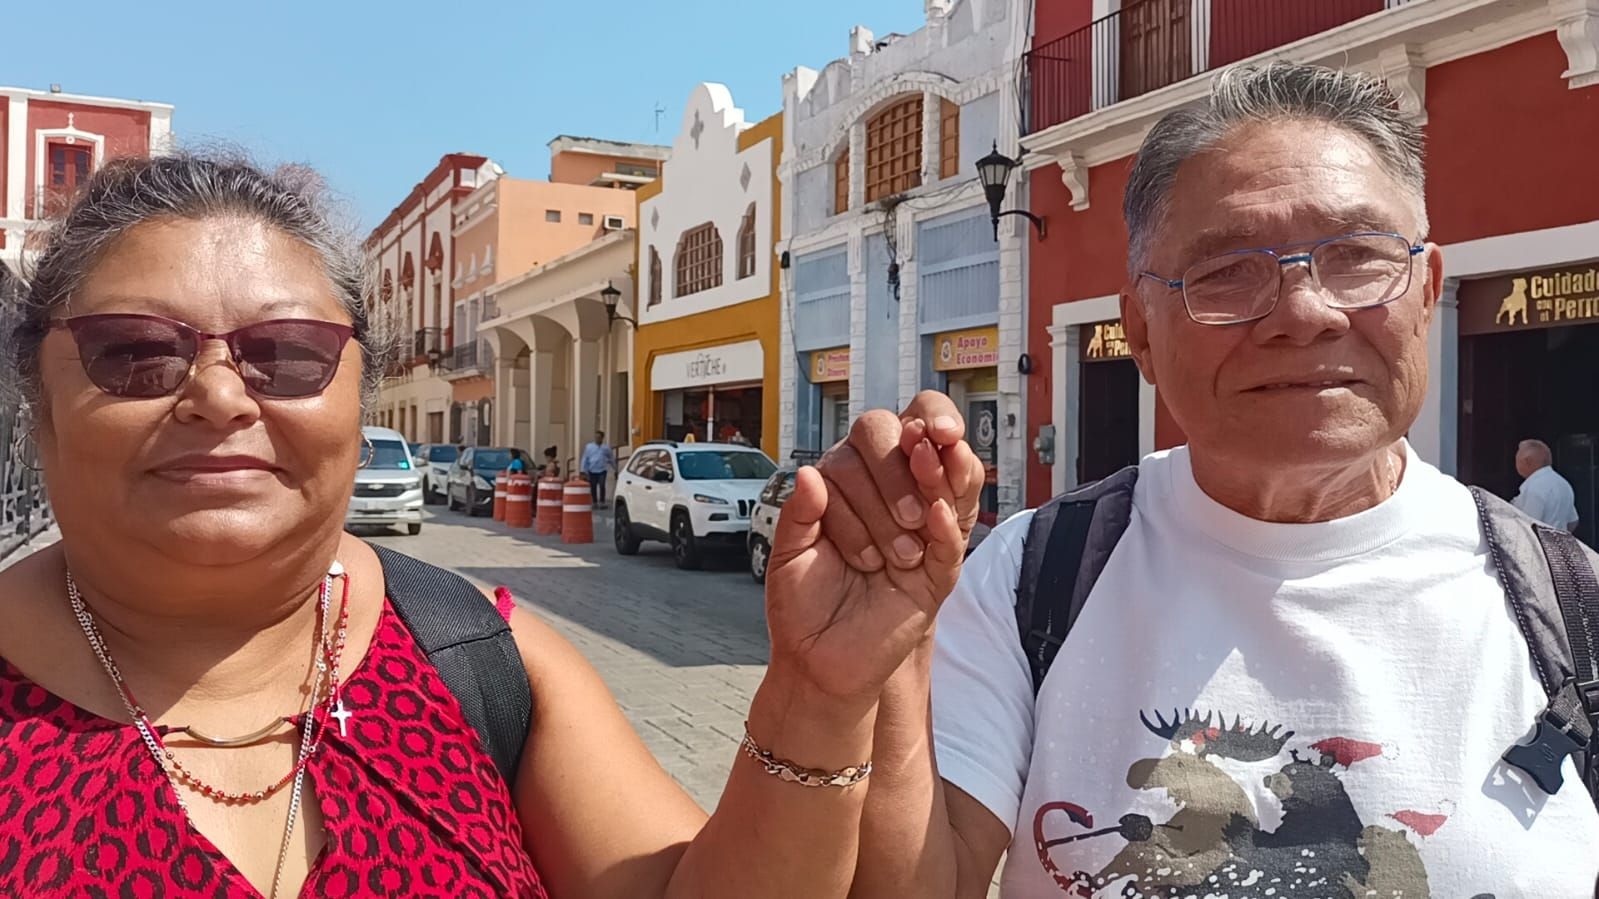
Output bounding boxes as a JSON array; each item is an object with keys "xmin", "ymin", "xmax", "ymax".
[{"xmin": 778, "ymin": 0, "xmax": 1033, "ymax": 525}]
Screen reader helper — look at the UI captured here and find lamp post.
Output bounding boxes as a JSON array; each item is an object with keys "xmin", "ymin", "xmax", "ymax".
[
  {"xmin": 977, "ymin": 142, "xmax": 1046, "ymax": 242},
  {"xmin": 601, "ymin": 281, "xmax": 634, "ymax": 330},
  {"xmin": 598, "ymin": 280, "xmax": 634, "ymax": 450}
]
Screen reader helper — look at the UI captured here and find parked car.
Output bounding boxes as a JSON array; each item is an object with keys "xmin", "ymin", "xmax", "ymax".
[
  {"xmin": 413, "ymin": 443, "xmax": 460, "ymax": 505},
  {"xmin": 746, "ymin": 466, "xmax": 797, "ymax": 584},
  {"xmin": 613, "ymin": 440, "xmax": 777, "ymax": 570},
  {"xmin": 447, "ymin": 446, "xmax": 533, "ymax": 517},
  {"xmin": 347, "ymin": 426, "xmax": 425, "ymax": 535}
]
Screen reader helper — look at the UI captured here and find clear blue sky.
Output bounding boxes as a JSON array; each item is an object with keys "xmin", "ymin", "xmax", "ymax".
[{"xmin": 7, "ymin": 0, "xmax": 921, "ymax": 231}]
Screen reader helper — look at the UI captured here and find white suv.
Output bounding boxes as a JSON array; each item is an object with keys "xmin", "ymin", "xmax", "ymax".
[{"xmin": 613, "ymin": 441, "xmax": 778, "ymax": 570}]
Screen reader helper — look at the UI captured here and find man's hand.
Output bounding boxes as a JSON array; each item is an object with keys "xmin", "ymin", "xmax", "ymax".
[{"xmin": 763, "ymin": 391, "xmax": 987, "ymax": 704}]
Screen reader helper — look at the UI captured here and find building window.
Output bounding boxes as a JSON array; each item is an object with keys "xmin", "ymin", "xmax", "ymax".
[
  {"xmin": 546, "ymin": 210, "xmax": 562, "ymax": 223},
  {"xmin": 579, "ymin": 212, "xmax": 594, "ymax": 226},
  {"xmin": 737, "ymin": 204, "xmax": 758, "ymax": 280},
  {"xmin": 460, "ymin": 169, "xmax": 477, "ymax": 188},
  {"xmin": 649, "ymin": 247, "xmax": 663, "ymax": 307},
  {"xmin": 674, "ymin": 222, "xmax": 723, "ymax": 297},
  {"xmin": 865, "ymin": 95, "xmax": 923, "ymax": 202},
  {"xmin": 834, "ymin": 151, "xmax": 850, "ymax": 216},
  {"xmin": 45, "ymin": 141, "xmax": 93, "ymax": 213},
  {"xmin": 940, "ymin": 99, "xmax": 960, "ymax": 180}
]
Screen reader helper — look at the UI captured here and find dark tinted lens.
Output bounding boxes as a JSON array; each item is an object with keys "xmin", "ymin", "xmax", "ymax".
[
  {"xmin": 71, "ymin": 316, "xmax": 196, "ymax": 397},
  {"xmin": 233, "ymin": 321, "xmax": 349, "ymax": 398}
]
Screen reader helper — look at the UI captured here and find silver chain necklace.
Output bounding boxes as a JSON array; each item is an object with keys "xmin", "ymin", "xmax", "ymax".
[{"xmin": 66, "ymin": 568, "xmax": 338, "ymax": 899}]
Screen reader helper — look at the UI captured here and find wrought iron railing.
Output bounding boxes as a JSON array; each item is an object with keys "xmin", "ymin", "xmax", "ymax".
[
  {"xmin": 0, "ymin": 405, "xmax": 52, "ymax": 561},
  {"xmin": 444, "ymin": 340, "xmax": 494, "ymax": 373},
  {"xmin": 1023, "ymin": 0, "xmax": 1406, "ymax": 135}
]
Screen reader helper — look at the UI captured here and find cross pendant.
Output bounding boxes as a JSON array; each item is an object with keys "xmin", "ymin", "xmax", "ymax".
[{"xmin": 331, "ymin": 698, "xmax": 352, "ymax": 737}]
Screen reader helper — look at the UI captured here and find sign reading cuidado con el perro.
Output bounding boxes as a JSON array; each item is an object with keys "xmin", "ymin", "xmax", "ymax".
[
  {"xmin": 932, "ymin": 326, "xmax": 1000, "ymax": 372},
  {"xmin": 1459, "ymin": 263, "xmax": 1599, "ymax": 336}
]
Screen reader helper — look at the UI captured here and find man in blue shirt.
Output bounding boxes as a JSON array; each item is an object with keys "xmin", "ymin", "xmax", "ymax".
[{"xmin": 580, "ymin": 431, "xmax": 615, "ymax": 507}]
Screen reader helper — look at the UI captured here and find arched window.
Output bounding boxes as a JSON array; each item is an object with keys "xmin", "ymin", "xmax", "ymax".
[
  {"xmin": 674, "ymin": 223, "xmax": 723, "ymax": 297},
  {"xmin": 866, "ymin": 94, "xmax": 924, "ymax": 202},
  {"xmin": 648, "ymin": 247, "xmax": 663, "ymax": 307},
  {"xmin": 736, "ymin": 204, "xmax": 758, "ymax": 280}
]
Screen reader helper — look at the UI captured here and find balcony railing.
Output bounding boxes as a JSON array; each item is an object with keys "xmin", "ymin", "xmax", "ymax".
[
  {"xmin": 412, "ymin": 327, "xmax": 445, "ymax": 365},
  {"xmin": 442, "ymin": 340, "xmax": 495, "ymax": 374},
  {"xmin": 1023, "ymin": 0, "xmax": 1405, "ymax": 135}
]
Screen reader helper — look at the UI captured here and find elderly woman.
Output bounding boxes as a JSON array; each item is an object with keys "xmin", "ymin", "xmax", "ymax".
[{"xmin": 0, "ymin": 155, "xmax": 983, "ymax": 898}]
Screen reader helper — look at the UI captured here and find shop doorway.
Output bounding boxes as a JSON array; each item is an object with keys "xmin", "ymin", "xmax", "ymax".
[
  {"xmin": 1460, "ymin": 322, "xmax": 1599, "ymax": 546},
  {"xmin": 662, "ymin": 384, "xmax": 763, "ymax": 446},
  {"xmin": 1078, "ymin": 357, "xmax": 1141, "ymax": 484}
]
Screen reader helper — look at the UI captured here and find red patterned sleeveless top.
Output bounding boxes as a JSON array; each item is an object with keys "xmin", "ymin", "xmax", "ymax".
[{"xmin": 0, "ymin": 591, "xmax": 548, "ymax": 898}]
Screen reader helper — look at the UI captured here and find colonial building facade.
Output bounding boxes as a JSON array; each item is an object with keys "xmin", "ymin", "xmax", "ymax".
[
  {"xmin": 779, "ymin": 0, "xmax": 1034, "ymax": 525},
  {"xmin": 371, "ymin": 137, "xmax": 667, "ymax": 448},
  {"xmin": 1, "ymin": 84, "xmax": 173, "ymax": 280},
  {"xmin": 1019, "ymin": 0, "xmax": 1599, "ymax": 545},
  {"xmin": 634, "ymin": 84, "xmax": 782, "ymax": 457}
]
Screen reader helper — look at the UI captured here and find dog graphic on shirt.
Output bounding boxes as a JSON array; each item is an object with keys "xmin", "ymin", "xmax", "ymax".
[{"xmin": 1031, "ymin": 709, "xmax": 1475, "ymax": 899}]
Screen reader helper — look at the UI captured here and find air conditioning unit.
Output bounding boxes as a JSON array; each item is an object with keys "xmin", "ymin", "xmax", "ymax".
[{"xmin": 602, "ymin": 215, "xmax": 626, "ymax": 231}]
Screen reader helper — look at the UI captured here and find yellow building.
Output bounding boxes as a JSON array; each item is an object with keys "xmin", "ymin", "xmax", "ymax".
[{"xmin": 633, "ymin": 85, "xmax": 781, "ymax": 458}]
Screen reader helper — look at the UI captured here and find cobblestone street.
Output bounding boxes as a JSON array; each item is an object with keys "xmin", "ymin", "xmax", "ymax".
[{"xmin": 367, "ymin": 506, "xmax": 768, "ymax": 811}]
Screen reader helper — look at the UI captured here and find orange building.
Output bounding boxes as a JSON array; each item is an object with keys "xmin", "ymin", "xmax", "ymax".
[{"xmin": 372, "ymin": 137, "xmax": 666, "ymax": 447}]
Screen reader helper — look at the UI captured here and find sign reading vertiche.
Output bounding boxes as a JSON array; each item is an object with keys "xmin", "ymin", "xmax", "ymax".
[
  {"xmin": 1459, "ymin": 263, "xmax": 1599, "ymax": 336},
  {"xmin": 933, "ymin": 326, "xmax": 1000, "ymax": 372}
]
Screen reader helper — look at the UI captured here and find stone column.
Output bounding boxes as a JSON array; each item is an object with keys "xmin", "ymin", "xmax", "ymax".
[{"xmin": 570, "ymin": 339, "xmax": 602, "ymax": 471}]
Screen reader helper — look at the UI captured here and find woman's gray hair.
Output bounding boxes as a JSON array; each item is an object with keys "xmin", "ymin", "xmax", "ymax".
[
  {"xmin": 1124, "ymin": 60, "xmax": 1428, "ymax": 275},
  {"xmin": 4, "ymin": 151, "xmax": 392, "ymax": 409}
]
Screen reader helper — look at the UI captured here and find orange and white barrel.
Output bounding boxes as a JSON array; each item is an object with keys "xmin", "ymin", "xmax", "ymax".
[
  {"xmin": 504, "ymin": 474, "xmax": 534, "ymax": 528},
  {"xmin": 492, "ymin": 471, "xmax": 509, "ymax": 521},
  {"xmin": 535, "ymin": 477, "xmax": 564, "ymax": 535},
  {"xmin": 561, "ymin": 478, "xmax": 594, "ymax": 544}
]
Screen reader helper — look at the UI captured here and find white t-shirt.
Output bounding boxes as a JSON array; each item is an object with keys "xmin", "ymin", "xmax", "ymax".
[
  {"xmin": 1513, "ymin": 465, "xmax": 1579, "ymax": 531},
  {"xmin": 933, "ymin": 444, "xmax": 1599, "ymax": 898}
]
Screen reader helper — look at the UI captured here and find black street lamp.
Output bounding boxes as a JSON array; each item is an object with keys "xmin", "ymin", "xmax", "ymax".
[
  {"xmin": 977, "ymin": 142, "xmax": 1046, "ymax": 242},
  {"xmin": 601, "ymin": 281, "xmax": 634, "ymax": 329}
]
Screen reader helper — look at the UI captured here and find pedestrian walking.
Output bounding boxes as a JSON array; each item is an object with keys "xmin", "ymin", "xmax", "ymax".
[
  {"xmin": 0, "ymin": 152, "xmax": 982, "ymax": 899},
  {"xmin": 1514, "ymin": 438, "xmax": 1580, "ymax": 532},
  {"xmin": 580, "ymin": 430, "xmax": 614, "ymax": 506}
]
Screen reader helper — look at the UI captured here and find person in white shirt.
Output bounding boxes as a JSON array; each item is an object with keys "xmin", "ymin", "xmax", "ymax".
[
  {"xmin": 580, "ymin": 430, "xmax": 615, "ymax": 506},
  {"xmin": 813, "ymin": 61, "xmax": 1599, "ymax": 899},
  {"xmin": 1514, "ymin": 438, "xmax": 1579, "ymax": 533}
]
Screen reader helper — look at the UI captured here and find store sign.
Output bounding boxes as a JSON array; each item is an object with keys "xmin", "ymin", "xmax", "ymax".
[
  {"xmin": 809, "ymin": 348, "xmax": 850, "ymax": 383},
  {"xmin": 650, "ymin": 339, "xmax": 765, "ymax": 392},
  {"xmin": 1459, "ymin": 264, "xmax": 1599, "ymax": 336},
  {"xmin": 933, "ymin": 326, "xmax": 1000, "ymax": 372},
  {"xmin": 1080, "ymin": 320, "xmax": 1131, "ymax": 362}
]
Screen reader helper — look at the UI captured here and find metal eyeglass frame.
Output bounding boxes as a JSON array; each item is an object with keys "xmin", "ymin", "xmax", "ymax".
[{"xmin": 1137, "ymin": 231, "xmax": 1427, "ymax": 326}]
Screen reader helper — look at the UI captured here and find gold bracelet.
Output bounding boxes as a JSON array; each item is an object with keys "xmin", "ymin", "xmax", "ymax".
[{"xmin": 740, "ymin": 722, "xmax": 872, "ymax": 788}]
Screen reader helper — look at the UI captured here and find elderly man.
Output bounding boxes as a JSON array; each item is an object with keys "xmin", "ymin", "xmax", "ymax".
[
  {"xmin": 814, "ymin": 62, "xmax": 1598, "ymax": 898},
  {"xmin": 1514, "ymin": 438, "xmax": 1580, "ymax": 533}
]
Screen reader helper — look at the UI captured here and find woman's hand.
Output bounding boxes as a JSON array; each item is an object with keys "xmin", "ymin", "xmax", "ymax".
[{"xmin": 763, "ymin": 391, "xmax": 986, "ymax": 706}]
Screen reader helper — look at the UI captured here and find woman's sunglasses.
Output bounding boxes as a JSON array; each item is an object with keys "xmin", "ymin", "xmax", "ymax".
[{"xmin": 49, "ymin": 313, "xmax": 356, "ymax": 399}]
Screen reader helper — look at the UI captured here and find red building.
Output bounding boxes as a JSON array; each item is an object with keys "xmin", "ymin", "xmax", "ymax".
[
  {"xmin": 1019, "ymin": 0, "xmax": 1599, "ymax": 532},
  {"xmin": 0, "ymin": 85, "xmax": 173, "ymax": 280}
]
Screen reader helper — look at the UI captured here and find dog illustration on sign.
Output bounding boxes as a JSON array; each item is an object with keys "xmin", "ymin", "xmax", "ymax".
[{"xmin": 1496, "ymin": 277, "xmax": 1530, "ymax": 326}]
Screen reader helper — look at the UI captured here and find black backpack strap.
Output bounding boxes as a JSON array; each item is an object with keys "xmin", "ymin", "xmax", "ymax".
[
  {"xmin": 1471, "ymin": 488, "xmax": 1598, "ymax": 803},
  {"xmin": 372, "ymin": 544, "xmax": 533, "ymax": 786},
  {"xmin": 1016, "ymin": 466, "xmax": 1139, "ymax": 695}
]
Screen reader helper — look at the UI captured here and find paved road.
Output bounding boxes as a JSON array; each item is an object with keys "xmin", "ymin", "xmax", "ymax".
[
  {"xmin": 372, "ymin": 508, "xmax": 1008, "ymax": 897},
  {"xmin": 366, "ymin": 505, "xmax": 770, "ymax": 811}
]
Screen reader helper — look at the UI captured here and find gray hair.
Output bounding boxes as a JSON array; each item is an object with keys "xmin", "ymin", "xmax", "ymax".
[
  {"xmin": 4, "ymin": 151, "xmax": 391, "ymax": 410},
  {"xmin": 1124, "ymin": 60, "xmax": 1428, "ymax": 275},
  {"xmin": 1519, "ymin": 439, "xmax": 1553, "ymax": 466}
]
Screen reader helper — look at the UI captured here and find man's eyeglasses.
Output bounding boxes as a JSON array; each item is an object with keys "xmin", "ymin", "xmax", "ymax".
[
  {"xmin": 49, "ymin": 313, "xmax": 355, "ymax": 399},
  {"xmin": 1138, "ymin": 231, "xmax": 1426, "ymax": 326}
]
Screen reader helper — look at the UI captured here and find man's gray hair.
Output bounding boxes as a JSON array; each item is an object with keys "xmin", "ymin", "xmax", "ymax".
[
  {"xmin": 1124, "ymin": 60, "xmax": 1428, "ymax": 275},
  {"xmin": 1519, "ymin": 439, "xmax": 1554, "ymax": 466}
]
